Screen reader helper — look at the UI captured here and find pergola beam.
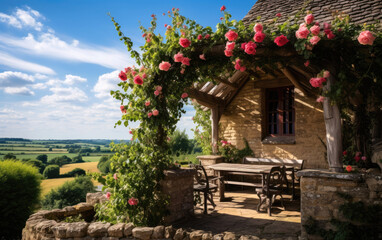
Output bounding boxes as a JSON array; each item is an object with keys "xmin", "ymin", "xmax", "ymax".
[
  {"xmin": 278, "ymin": 64, "xmax": 309, "ymax": 96},
  {"xmin": 215, "ymin": 77, "xmax": 239, "ymax": 89},
  {"xmin": 188, "ymin": 88, "xmax": 225, "ymax": 108}
]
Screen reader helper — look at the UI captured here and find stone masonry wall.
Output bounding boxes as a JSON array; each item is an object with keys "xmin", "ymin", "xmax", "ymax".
[
  {"xmin": 298, "ymin": 169, "xmax": 382, "ymax": 240},
  {"xmin": 220, "ymin": 80, "xmax": 328, "ymax": 168}
]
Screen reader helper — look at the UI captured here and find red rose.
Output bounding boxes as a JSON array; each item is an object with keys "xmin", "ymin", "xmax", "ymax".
[
  {"xmin": 354, "ymin": 156, "xmax": 361, "ymax": 162},
  {"xmin": 220, "ymin": 5, "xmax": 226, "ymax": 11},
  {"xmin": 119, "ymin": 71, "xmax": 127, "ymax": 81},
  {"xmin": 224, "ymin": 50, "xmax": 233, "ymax": 57},
  {"xmin": 134, "ymin": 75, "xmax": 143, "ymax": 85},
  {"xmin": 244, "ymin": 41, "xmax": 257, "ymax": 55},
  {"xmin": 346, "ymin": 165, "xmax": 352, "ymax": 172},
  {"xmin": 225, "ymin": 30, "xmax": 238, "ymax": 41},
  {"xmin": 197, "ymin": 34, "xmax": 203, "ymax": 40},
  {"xmin": 343, "ymin": 150, "xmax": 347, "ymax": 156},
  {"xmin": 181, "ymin": 57, "xmax": 191, "ymax": 66},
  {"xmin": 225, "ymin": 41, "xmax": 235, "ymax": 51},
  {"xmin": 276, "ymin": 13, "xmax": 281, "ymax": 17},
  {"xmin": 253, "ymin": 32, "xmax": 266, "ymax": 43},
  {"xmin": 274, "ymin": 35, "xmax": 289, "ymax": 47},
  {"xmin": 179, "ymin": 38, "xmax": 191, "ymax": 48}
]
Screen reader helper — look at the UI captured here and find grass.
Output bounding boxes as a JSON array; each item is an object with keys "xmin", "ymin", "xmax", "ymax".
[
  {"xmin": 173, "ymin": 153, "xmax": 200, "ymax": 164},
  {"xmin": 41, "ymin": 177, "xmax": 75, "ymax": 195}
]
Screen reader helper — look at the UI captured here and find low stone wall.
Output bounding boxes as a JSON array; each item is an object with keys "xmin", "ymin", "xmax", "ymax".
[{"xmin": 298, "ymin": 169, "xmax": 382, "ymax": 240}]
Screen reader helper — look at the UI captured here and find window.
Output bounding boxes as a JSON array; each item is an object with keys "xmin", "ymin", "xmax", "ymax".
[{"xmin": 266, "ymin": 86, "xmax": 295, "ymax": 136}]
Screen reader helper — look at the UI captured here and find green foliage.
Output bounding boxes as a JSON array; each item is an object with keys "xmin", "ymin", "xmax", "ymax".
[
  {"xmin": 0, "ymin": 160, "xmax": 41, "ymax": 239},
  {"xmin": 41, "ymin": 176, "xmax": 95, "ymax": 210},
  {"xmin": 219, "ymin": 139, "xmax": 254, "ymax": 163},
  {"xmin": 169, "ymin": 129, "xmax": 194, "ymax": 155},
  {"xmin": 304, "ymin": 193, "xmax": 382, "ymax": 240},
  {"xmin": 48, "ymin": 155, "xmax": 72, "ymax": 166},
  {"xmin": 27, "ymin": 159, "xmax": 45, "ymax": 174},
  {"xmin": 3, "ymin": 152, "xmax": 16, "ymax": 160},
  {"xmin": 192, "ymin": 103, "xmax": 212, "ymax": 155},
  {"xmin": 97, "ymin": 155, "xmax": 112, "ymax": 174},
  {"xmin": 43, "ymin": 165, "xmax": 60, "ymax": 179},
  {"xmin": 36, "ymin": 154, "xmax": 48, "ymax": 164},
  {"xmin": 61, "ymin": 168, "xmax": 86, "ymax": 177},
  {"xmin": 72, "ymin": 154, "xmax": 84, "ymax": 163}
]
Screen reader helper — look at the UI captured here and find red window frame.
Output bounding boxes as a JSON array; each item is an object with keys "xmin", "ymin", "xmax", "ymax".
[{"xmin": 265, "ymin": 86, "xmax": 295, "ymax": 136}]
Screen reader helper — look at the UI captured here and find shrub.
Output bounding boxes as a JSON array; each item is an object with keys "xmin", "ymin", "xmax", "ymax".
[
  {"xmin": 36, "ymin": 154, "xmax": 48, "ymax": 164},
  {"xmin": 48, "ymin": 155, "xmax": 71, "ymax": 166},
  {"xmin": 62, "ymin": 168, "xmax": 86, "ymax": 177},
  {"xmin": 27, "ymin": 159, "xmax": 45, "ymax": 174},
  {"xmin": 3, "ymin": 152, "xmax": 16, "ymax": 160},
  {"xmin": 43, "ymin": 165, "xmax": 60, "ymax": 179},
  {"xmin": 0, "ymin": 160, "xmax": 41, "ymax": 239},
  {"xmin": 72, "ymin": 155, "xmax": 84, "ymax": 163},
  {"xmin": 97, "ymin": 155, "xmax": 111, "ymax": 174},
  {"xmin": 41, "ymin": 176, "xmax": 94, "ymax": 210}
]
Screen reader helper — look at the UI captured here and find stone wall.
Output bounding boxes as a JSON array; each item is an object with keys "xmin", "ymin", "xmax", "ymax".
[
  {"xmin": 298, "ymin": 169, "xmax": 382, "ymax": 240},
  {"xmin": 219, "ymin": 80, "xmax": 328, "ymax": 169}
]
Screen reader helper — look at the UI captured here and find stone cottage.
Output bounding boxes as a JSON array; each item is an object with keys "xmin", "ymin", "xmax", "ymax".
[{"xmin": 189, "ymin": 0, "xmax": 382, "ymax": 169}]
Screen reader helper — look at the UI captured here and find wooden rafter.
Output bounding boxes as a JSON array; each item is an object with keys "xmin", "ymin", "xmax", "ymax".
[
  {"xmin": 188, "ymin": 88, "xmax": 225, "ymax": 108},
  {"xmin": 215, "ymin": 77, "xmax": 239, "ymax": 89},
  {"xmin": 278, "ymin": 63, "xmax": 309, "ymax": 96}
]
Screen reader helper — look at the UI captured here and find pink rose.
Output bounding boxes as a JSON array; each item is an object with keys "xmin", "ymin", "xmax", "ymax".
[
  {"xmin": 224, "ymin": 50, "xmax": 233, "ymax": 57},
  {"xmin": 120, "ymin": 105, "xmax": 126, "ymax": 114},
  {"xmin": 205, "ymin": 34, "xmax": 210, "ymax": 39},
  {"xmin": 180, "ymin": 68, "xmax": 185, "ymax": 74},
  {"xmin": 276, "ymin": 13, "xmax": 281, "ymax": 17},
  {"xmin": 309, "ymin": 77, "xmax": 326, "ymax": 88},
  {"xmin": 274, "ymin": 35, "xmax": 289, "ymax": 47},
  {"xmin": 134, "ymin": 75, "xmax": 143, "ymax": 85},
  {"xmin": 132, "ymin": 71, "xmax": 137, "ymax": 76},
  {"xmin": 316, "ymin": 96, "xmax": 325, "ymax": 102},
  {"xmin": 128, "ymin": 197, "xmax": 138, "ymax": 206},
  {"xmin": 156, "ymin": 86, "xmax": 162, "ymax": 91},
  {"xmin": 148, "ymin": 112, "xmax": 153, "ymax": 118},
  {"xmin": 142, "ymin": 33, "xmax": 147, "ymax": 38},
  {"xmin": 254, "ymin": 23, "xmax": 263, "ymax": 33},
  {"xmin": 304, "ymin": 60, "xmax": 310, "ymax": 67},
  {"xmin": 226, "ymin": 42, "xmax": 235, "ymax": 51},
  {"xmin": 152, "ymin": 109, "xmax": 159, "ymax": 116},
  {"xmin": 113, "ymin": 173, "xmax": 117, "ymax": 180},
  {"xmin": 240, "ymin": 66, "xmax": 246, "ymax": 72},
  {"xmin": 310, "ymin": 25, "xmax": 320, "ymax": 35},
  {"xmin": 129, "ymin": 130, "xmax": 132, "ymax": 134},
  {"xmin": 326, "ymin": 31, "xmax": 335, "ymax": 39},
  {"xmin": 181, "ymin": 93, "xmax": 188, "ymax": 98},
  {"xmin": 197, "ymin": 34, "xmax": 203, "ymax": 40},
  {"xmin": 323, "ymin": 71, "xmax": 330, "ymax": 78},
  {"xmin": 296, "ymin": 26, "xmax": 310, "ymax": 39},
  {"xmin": 253, "ymin": 32, "xmax": 266, "ymax": 43},
  {"xmin": 142, "ymin": 73, "xmax": 147, "ymax": 79},
  {"xmin": 225, "ymin": 30, "xmax": 238, "ymax": 41},
  {"xmin": 154, "ymin": 90, "xmax": 160, "ymax": 96},
  {"xmin": 309, "ymin": 36, "xmax": 321, "ymax": 45},
  {"xmin": 220, "ymin": 5, "xmax": 226, "ymax": 11},
  {"xmin": 199, "ymin": 54, "xmax": 206, "ymax": 60},
  {"xmin": 357, "ymin": 30, "xmax": 376, "ymax": 45},
  {"xmin": 164, "ymin": 24, "xmax": 167, "ymax": 27},
  {"xmin": 145, "ymin": 101, "xmax": 150, "ymax": 106},
  {"xmin": 244, "ymin": 41, "xmax": 257, "ymax": 55},
  {"xmin": 181, "ymin": 57, "xmax": 191, "ymax": 66},
  {"xmin": 179, "ymin": 38, "xmax": 191, "ymax": 48},
  {"xmin": 304, "ymin": 14, "xmax": 314, "ymax": 24},
  {"xmin": 323, "ymin": 22, "xmax": 331, "ymax": 30},
  {"xmin": 159, "ymin": 61, "xmax": 171, "ymax": 71},
  {"xmin": 119, "ymin": 71, "xmax": 127, "ymax": 81},
  {"xmin": 241, "ymin": 42, "xmax": 247, "ymax": 50},
  {"xmin": 146, "ymin": 38, "xmax": 151, "ymax": 43},
  {"xmin": 125, "ymin": 67, "xmax": 132, "ymax": 74},
  {"xmin": 167, "ymin": 25, "xmax": 172, "ymax": 30},
  {"xmin": 361, "ymin": 156, "xmax": 367, "ymax": 161},
  {"xmin": 106, "ymin": 192, "xmax": 111, "ymax": 199},
  {"xmin": 174, "ymin": 52, "xmax": 184, "ymax": 62}
]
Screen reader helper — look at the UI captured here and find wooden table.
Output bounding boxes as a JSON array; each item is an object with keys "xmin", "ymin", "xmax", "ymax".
[{"xmin": 207, "ymin": 163, "xmax": 277, "ymax": 201}]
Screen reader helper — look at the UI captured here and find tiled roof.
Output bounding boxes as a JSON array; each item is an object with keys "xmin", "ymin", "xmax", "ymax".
[{"xmin": 243, "ymin": 0, "xmax": 382, "ymax": 25}]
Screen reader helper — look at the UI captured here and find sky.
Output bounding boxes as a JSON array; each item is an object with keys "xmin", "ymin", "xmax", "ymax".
[{"xmin": 0, "ymin": 0, "xmax": 256, "ymax": 140}]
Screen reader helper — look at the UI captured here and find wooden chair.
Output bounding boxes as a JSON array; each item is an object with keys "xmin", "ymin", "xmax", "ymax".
[
  {"xmin": 255, "ymin": 166, "xmax": 287, "ymax": 216},
  {"xmin": 190, "ymin": 164, "xmax": 223, "ymax": 214}
]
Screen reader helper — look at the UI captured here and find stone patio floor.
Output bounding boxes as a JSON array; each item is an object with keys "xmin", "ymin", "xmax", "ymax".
[{"xmin": 174, "ymin": 190, "xmax": 301, "ymax": 240}]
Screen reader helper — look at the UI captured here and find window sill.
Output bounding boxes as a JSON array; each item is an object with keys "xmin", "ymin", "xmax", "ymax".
[{"xmin": 262, "ymin": 136, "xmax": 296, "ymax": 145}]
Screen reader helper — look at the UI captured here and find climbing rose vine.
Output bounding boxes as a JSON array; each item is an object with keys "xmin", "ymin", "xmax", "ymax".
[{"xmin": 94, "ymin": 5, "xmax": 381, "ymax": 226}]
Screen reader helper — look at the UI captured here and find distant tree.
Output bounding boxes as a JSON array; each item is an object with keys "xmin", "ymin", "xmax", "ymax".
[
  {"xmin": 36, "ymin": 154, "xmax": 48, "ymax": 164},
  {"xmin": 72, "ymin": 155, "xmax": 84, "ymax": 163},
  {"xmin": 27, "ymin": 159, "xmax": 45, "ymax": 174},
  {"xmin": 41, "ymin": 176, "xmax": 94, "ymax": 210},
  {"xmin": 95, "ymin": 146, "xmax": 101, "ymax": 152},
  {"xmin": 43, "ymin": 165, "xmax": 60, "ymax": 179},
  {"xmin": 48, "ymin": 155, "xmax": 71, "ymax": 166},
  {"xmin": 169, "ymin": 130, "xmax": 191, "ymax": 155},
  {"xmin": 48, "ymin": 147, "xmax": 52, "ymax": 151},
  {"xmin": 63, "ymin": 168, "xmax": 86, "ymax": 177},
  {"xmin": 97, "ymin": 155, "xmax": 112, "ymax": 174},
  {"xmin": 3, "ymin": 153, "xmax": 16, "ymax": 160}
]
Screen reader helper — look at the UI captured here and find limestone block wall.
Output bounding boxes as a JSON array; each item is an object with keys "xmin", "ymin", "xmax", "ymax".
[
  {"xmin": 220, "ymin": 80, "xmax": 327, "ymax": 168},
  {"xmin": 298, "ymin": 169, "xmax": 382, "ymax": 240}
]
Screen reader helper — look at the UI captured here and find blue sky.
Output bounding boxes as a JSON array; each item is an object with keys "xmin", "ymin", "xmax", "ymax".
[{"xmin": 0, "ymin": 0, "xmax": 256, "ymax": 139}]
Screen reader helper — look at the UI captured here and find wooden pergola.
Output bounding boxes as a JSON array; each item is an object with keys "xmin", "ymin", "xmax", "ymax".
[{"xmin": 188, "ymin": 46, "xmax": 343, "ymax": 172}]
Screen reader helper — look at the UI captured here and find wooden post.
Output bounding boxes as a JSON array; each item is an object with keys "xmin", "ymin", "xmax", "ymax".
[
  {"xmin": 211, "ymin": 107, "xmax": 219, "ymax": 154},
  {"xmin": 323, "ymin": 76, "xmax": 343, "ymax": 172}
]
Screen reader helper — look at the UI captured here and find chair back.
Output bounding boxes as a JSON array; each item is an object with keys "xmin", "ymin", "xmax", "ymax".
[
  {"xmin": 266, "ymin": 166, "xmax": 287, "ymax": 191},
  {"xmin": 189, "ymin": 164, "xmax": 210, "ymax": 189}
]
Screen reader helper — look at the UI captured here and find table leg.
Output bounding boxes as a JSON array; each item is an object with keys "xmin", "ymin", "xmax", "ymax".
[
  {"xmin": 217, "ymin": 171, "xmax": 225, "ymax": 201},
  {"xmin": 292, "ymin": 169, "xmax": 296, "ymax": 200}
]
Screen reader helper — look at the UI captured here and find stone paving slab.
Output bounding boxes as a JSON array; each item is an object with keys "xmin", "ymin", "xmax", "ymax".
[{"xmin": 174, "ymin": 191, "xmax": 301, "ymax": 239}]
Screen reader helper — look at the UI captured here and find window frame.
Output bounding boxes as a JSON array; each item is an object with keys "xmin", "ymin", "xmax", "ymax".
[{"xmin": 265, "ymin": 86, "xmax": 295, "ymax": 137}]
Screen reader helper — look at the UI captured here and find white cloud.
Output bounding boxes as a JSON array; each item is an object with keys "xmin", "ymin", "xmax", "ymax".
[
  {"xmin": 0, "ymin": 71, "xmax": 34, "ymax": 87},
  {"xmin": 41, "ymin": 87, "xmax": 88, "ymax": 103},
  {"xmin": 0, "ymin": 33, "xmax": 133, "ymax": 69},
  {"xmin": 0, "ymin": 7, "xmax": 43, "ymax": 31},
  {"xmin": 93, "ymin": 70, "xmax": 120, "ymax": 98},
  {"xmin": 4, "ymin": 86, "xmax": 34, "ymax": 96},
  {"xmin": 63, "ymin": 74, "xmax": 87, "ymax": 85},
  {"xmin": 0, "ymin": 51, "xmax": 55, "ymax": 74}
]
